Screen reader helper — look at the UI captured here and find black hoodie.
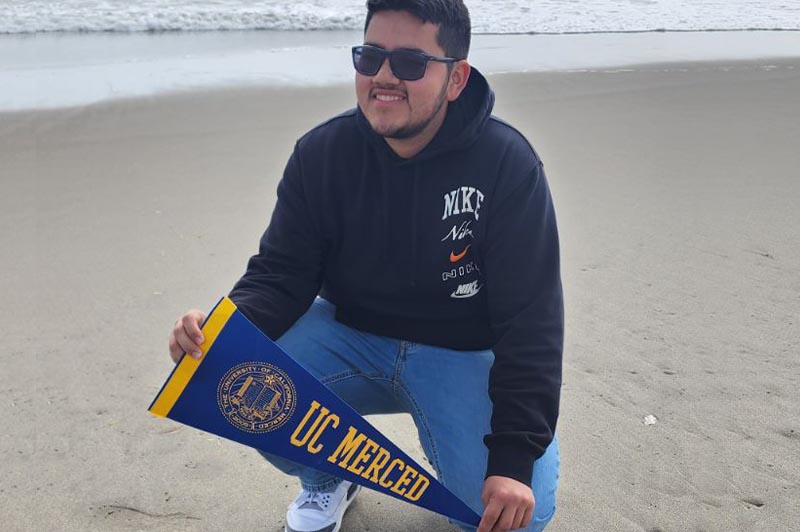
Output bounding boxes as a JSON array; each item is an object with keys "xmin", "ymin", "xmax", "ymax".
[{"xmin": 230, "ymin": 68, "xmax": 563, "ymax": 485}]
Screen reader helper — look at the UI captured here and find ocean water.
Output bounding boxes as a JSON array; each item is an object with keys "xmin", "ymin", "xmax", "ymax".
[
  {"xmin": 1, "ymin": 1, "xmax": 799, "ymax": 111},
  {"xmin": 2, "ymin": 0, "xmax": 798, "ymax": 34}
]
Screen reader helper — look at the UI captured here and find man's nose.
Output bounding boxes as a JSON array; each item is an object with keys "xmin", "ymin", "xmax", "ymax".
[{"xmin": 373, "ymin": 55, "xmax": 400, "ymax": 84}]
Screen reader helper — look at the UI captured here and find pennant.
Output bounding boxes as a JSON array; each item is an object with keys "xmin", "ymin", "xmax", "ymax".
[{"xmin": 149, "ymin": 296, "xmax": 481, "ymax": 527}]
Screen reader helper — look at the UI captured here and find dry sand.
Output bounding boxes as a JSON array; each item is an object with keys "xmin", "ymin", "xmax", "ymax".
[{"xmin": 1, "ymin": 59, "xmax": 798, "ymax": 532}]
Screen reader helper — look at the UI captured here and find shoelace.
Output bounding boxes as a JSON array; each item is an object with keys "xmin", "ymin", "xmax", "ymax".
[{"xmin": 297, "ymin": 490, "xmax": 333, "ymax": 510}]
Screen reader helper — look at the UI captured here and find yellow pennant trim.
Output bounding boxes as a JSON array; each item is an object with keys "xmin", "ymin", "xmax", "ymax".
[{"xmin": 149, "ymin": 297, "xmax": 237, "ymax": 418}]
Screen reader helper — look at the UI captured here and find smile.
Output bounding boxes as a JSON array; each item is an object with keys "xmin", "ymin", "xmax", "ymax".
[
  {"xmin": 374, "ymin": 94, "xmax": 405, "ymax": 102},
  {"xmin": 372, "ymin": 92, "xmax": 406, "ymax": 102}
]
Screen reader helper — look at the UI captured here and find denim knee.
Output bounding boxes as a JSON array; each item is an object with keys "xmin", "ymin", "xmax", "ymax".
[{"xmin": 528, "ymin": 499, "xmax": 557, "ymax": 531}]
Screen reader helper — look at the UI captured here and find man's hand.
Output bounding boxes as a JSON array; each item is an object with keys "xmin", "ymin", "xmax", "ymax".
[
  {"xmin": 477, "ymin": 475, "xmax": 535, "ymax": 532},
  {"xmin": 168, "ymin": 310, "xmax": 207, "ymax": 363}
]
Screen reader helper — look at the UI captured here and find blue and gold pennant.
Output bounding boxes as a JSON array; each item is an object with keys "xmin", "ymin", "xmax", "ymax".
[{"xmin": 149, "ymin": 296, "xmax": 481, "ymax": 527}]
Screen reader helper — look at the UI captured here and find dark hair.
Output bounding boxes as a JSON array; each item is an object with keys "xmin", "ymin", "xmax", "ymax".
[{"xmin": 364, "ymin": 0, "xmax": 471, "ymax": 60}]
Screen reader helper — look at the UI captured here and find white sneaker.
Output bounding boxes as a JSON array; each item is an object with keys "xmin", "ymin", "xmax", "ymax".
[{"xmin": 285, "ymin": 480, "xmax": 361, "ymax": 532}]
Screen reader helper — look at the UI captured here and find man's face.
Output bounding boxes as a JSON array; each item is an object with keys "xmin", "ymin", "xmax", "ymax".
[{"xmin": 357, "ymin": 10, "xmax": 453, "ymax": 140}]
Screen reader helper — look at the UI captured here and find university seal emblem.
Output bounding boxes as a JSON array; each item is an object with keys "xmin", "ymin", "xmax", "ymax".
[{"xmin": 217, "ymin": 362, "xmax": 297, "ymax": 433}]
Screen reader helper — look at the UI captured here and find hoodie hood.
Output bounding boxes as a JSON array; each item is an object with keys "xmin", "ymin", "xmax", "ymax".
[{"xmin": 356, "ymin": 66, "xmax": 495, "ymax": 164}]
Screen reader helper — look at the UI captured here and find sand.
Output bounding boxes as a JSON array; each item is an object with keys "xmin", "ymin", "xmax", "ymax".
[{"xmin": 1, "ymin": 58, "xmax": 798, "ymax": 532}]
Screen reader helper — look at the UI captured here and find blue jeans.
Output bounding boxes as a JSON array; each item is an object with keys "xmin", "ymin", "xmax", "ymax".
[{"xmin": 260, "ymin": 297, "xmax": 559, "ymax": 531}]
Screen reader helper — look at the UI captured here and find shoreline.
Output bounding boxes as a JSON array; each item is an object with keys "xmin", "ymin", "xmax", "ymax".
[
  {"xmin": 0, "ymin": 55, "xmax": 797, "ymax": 120},
  {"xmin": 2, "ymin": 29, "xmax": 800, "ymax": 112}
]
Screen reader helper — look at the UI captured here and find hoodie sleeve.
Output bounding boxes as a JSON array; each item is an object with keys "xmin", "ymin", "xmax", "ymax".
[
  {"xmin": 482, "ymin": 160, "xmax": 564, "ymax": 485},
  {"xmin": 228, "ymin": 143, "xmax": 325, "ymax": 340}
]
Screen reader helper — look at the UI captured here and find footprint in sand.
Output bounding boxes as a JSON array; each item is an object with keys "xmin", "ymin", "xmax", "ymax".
[{"xmin": 742, "ymin": 498, "xmax": 765, "ymax": 508}]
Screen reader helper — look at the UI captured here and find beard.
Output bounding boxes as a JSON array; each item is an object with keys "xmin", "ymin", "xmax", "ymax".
[{"xmin": 371, "ymin": 78, "xmax": 450, "ymax": 140}]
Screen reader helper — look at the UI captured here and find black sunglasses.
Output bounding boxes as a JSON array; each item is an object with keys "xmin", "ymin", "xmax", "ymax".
[{"xmin": 351, "ymin": 45, "xmax": 458, "ymax": 81}]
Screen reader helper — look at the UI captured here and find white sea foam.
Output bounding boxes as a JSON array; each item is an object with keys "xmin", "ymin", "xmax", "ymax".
[{"xmin": 1, "ymin": 0, "xmax": 798, "ymax": 34}]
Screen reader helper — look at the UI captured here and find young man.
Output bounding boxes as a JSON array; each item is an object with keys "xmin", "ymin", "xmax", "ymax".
[{"xmin": 168, "ymin": 1, "xmax": 563, "ymax": 531}]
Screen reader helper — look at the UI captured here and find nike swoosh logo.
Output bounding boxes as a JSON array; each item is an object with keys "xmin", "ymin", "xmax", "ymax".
[{"xmin": 450, "ymin": 244, "xmax": 472, "ymax": 263}]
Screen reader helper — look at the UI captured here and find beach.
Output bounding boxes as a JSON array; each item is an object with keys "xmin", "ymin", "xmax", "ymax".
[{"xmin": 2, "ymin": 56, "xmax": 799, "ymax": 532}]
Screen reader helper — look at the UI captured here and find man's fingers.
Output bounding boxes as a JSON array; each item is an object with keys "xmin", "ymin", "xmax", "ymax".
[
  {"xmin": 181, "ymin": 311, "xmax": 206, "ymax": 344},
  {"xmin": 479, "ymin": 477, "xmax": 535, "ymax": 532},
  {"xmin": 510, "ymin": 506, "xmax": 526, "ymax": 531},
  {"xmin": 174, "ymin": 327, "xmax": 202, "ymax": 359},
  {"xmin": 520, "ymin": 504, "xmax": 533, "ymax": 529},
  {"xmin": 491, "ymin": 505, "xmax": 515, "ymax": 532},
  {"xmin": 477, "ymin": 499, "xmax": 502, "ymax": 532},
  {"xmin": 167, "ymin": 310, "xmax": 207, "ymax": 364}
]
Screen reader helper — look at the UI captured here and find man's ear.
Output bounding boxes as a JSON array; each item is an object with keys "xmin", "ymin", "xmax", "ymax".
[{"xmin": 447, "ymin": 61, "xmax": 471, "ymax": 101}]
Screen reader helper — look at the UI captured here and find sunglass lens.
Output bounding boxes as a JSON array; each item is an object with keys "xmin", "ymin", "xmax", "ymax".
[
  {"xmin": 390, "ymin": 50, "xmax": 427, "ymax": 81},
  {"xmin": 353, "ymin": 46, "xmax": 384, "ymax": 76}
]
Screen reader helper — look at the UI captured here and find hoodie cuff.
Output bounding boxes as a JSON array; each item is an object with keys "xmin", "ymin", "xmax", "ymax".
[{"xmin": 485, "ymin": 442, "xmax": 537, "ymax": 486}]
